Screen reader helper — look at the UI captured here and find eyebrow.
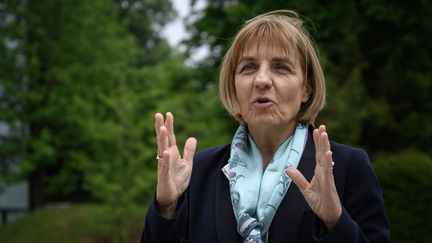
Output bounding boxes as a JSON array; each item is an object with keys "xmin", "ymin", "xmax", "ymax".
[
  {"xmin": 237, "ymin": 56, "xmax": 256, "ymax": 64},
  {"xmin": 272, "ymin": 56, "xmax": 294, "ymax": 64},
  {"xmin": 237, "ymin": 56, "xmax": 295, "ymax": 66}
]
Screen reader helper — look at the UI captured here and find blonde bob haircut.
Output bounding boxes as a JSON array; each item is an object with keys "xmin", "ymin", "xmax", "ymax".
[{"xmin": 219, "ymin": 10, "xmax": 326, "ymax": 125}]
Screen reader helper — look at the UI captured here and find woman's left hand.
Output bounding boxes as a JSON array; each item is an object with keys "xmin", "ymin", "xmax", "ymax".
[{"xmin": 286, "ymin": 125, "xmax": 342, "ymax": 230}]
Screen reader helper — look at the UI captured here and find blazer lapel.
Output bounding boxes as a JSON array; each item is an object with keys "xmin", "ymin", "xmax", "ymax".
[
  {"xmin": 215, "ymin": 146, "xmax": 242, "ymax": 243},
  {"xmin": 215, "ymin": 127, "xmax": 316, "ymax": 243},
  {"xmin": 269, "ymin": 130, "xmax": 316, "ymax": 243}
]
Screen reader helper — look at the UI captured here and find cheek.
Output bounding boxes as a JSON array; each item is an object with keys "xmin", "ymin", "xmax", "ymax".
[
  {"xmin": 234, "ymin": 80, "xmax": 249, "ymax": 104},
  {"xmin": 281, "ymin": 84, "xmax": 305, "ymax": 106}
]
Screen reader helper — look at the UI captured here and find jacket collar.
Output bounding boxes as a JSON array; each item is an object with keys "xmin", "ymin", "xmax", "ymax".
[
  {"xmin": 215, "ymin": 146, "xmax": 242, "ymax": 243},
  {"xmin": 215, "ymin": 128, "xmax": 316, "ymax": 242}
]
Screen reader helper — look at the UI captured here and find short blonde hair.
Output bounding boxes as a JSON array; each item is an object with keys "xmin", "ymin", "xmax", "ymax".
[{"xmin": 219, "ymin": 10, "xmax": 326, "ymax": 125}]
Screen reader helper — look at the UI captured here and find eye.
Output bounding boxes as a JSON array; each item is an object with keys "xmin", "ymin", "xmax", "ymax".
[
  {"xmin": 239, "ymin": 63, "xmax": 256, "ymax": 73},
  {"xmin": 274, "ymin": 63, "xmax": 293, "ymax": 74}
]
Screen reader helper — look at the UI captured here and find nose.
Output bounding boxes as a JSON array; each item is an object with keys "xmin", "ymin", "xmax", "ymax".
[{"xmin": 254, "ymin": 65, "xmax": 272, "ymax": 89}]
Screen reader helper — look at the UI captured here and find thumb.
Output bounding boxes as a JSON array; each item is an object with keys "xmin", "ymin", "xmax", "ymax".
[{"xmin": 286, "ymin": 167, "xmax": 309, "ymax": 192}]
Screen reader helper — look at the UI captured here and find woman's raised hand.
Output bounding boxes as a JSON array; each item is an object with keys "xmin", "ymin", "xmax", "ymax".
[
  {"xmin": 286, "ymin": 125, "xmax": 342, "ymax": 230},
  {"xmin": 155, "ymin": 112, "xmax": 197, "ymax": 219}
]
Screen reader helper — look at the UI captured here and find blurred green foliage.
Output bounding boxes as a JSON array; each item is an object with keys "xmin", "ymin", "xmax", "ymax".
[
  {"xmin": 373, "ymin": 150, "xmax": 432, "ymax": 243},
  {"xmin": 0, "ymin": 204, "xmax": 145, "ymax": 243},
  {"xmin": 185, "ymin": 0, "xmax": 432, "ymax": 242},
  {"xmin": 185, "ymin": 0, "xmax": 432, "ymax": 154},
  {"xmin": 0, "ymin": 1, "xmax": 159, "ymax": 241},
  {"xmin": 0, "ymin": 0, "xmax": 431, "ymax": 242}
]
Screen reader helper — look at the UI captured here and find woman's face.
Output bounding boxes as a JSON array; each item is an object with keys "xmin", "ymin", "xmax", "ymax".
[{"xmin": 234, "ymin": 41, "xmax": 309, "ymax": 128}]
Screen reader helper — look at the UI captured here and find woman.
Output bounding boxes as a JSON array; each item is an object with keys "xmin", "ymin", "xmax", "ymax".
[{"xmin": 142, "ymin": 10, "xmax": 390, "ymax": 243}]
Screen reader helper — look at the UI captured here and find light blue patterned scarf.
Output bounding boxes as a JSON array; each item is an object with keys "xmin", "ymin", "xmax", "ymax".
[{"xmin": 222, "ymin": 123, "xmax": 308, "ymax": 243}]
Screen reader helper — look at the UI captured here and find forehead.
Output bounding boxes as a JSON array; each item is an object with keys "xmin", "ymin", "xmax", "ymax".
[
  {"xmin": 239, "ymin": 39, "xmax": 297, "ymax": 60},
  {"xmin": 231, "ymin": 16, "xmax": 307, "ymax": 66},
  {"xmin": 235, "ymin": 24, "xmax": 301, "ymax": 64}
]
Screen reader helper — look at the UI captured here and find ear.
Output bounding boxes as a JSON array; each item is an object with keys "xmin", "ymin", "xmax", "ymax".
[{"xmin": 301, "ymin": 83, "xmax": 311, "ymax": 103}]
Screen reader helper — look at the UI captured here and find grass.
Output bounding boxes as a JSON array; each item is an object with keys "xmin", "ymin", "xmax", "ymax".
[{"xmin": 0, "ymin": 203, "xmax": 147, "ymax": 243}]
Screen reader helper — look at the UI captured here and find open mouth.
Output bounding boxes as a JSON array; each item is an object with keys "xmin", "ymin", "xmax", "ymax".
[{"xmin": 254, "ymin": 97, "xmax": 272, "ymax": 104}]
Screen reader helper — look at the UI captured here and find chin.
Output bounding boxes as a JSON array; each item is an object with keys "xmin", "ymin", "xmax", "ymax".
[{"xmin": 246, "ymin": 118, "xmax": 280, "ymax": 127}]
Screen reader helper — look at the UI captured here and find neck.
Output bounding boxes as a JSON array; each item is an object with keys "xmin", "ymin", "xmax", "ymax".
[{"xmin": 248, "ymin": 122, "xmax": 297, "ymax": 168}]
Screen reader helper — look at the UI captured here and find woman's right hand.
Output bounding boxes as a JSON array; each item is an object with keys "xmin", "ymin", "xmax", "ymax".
[{"xmin": 155, "ymin": 112, "xmax": 197, "ymax": 219}]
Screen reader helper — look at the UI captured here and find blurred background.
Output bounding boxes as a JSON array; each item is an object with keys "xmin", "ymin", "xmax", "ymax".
[{"xmin": 0, "ymin": 0, "xmax": 431, "ymax": 242}]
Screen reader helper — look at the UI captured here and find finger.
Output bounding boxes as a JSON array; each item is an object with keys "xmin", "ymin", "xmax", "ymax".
[
  {"xmin": 316, "ymin": 125, "xmax": 327, "ymax": 165},
  {"xmin": 321, "ymin": 131, "xmax": 330, "ymax": 153},
  {"xmin": 313, "ymin": 129, "xmax": 322, "ymax": 165},
  {"xmin": 155, "ymin": 113, "xmax": 164, "ymax": 137},
  {"xmin": 326, "ymin": 151, "xmax": 334, "ymax": 169},
  {"xmin": 183, "ymin": 137, "xmax": 197, "ymax": 163},
  {"xmin": 158, "ymin": 150, "xmax": 171, "ymax": 178},
  {"xmin": 321, "ymin": 132, "xmax": 332, "ymax": 168},
  {"xmin": 286, "ymin": 167, "xmax": 309, "ymax": 192},
  {"xmin": 319, "ymin": 124, "xmax": 326, "ymax": 134},
  {"xmin": 318, "ymin": 125, "xmax": 326, "ymax": 156},
  {"xmin": 165, "ymin": 112, "xmax": 177, "ymax": 146},
  {"xmin": 158, "ymin": 126, "xmax": 169, "ymax": 156}
]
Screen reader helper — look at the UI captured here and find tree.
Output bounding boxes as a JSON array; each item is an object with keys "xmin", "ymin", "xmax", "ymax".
[
  {"xmin": 185, "ymin": 1, "xmax": 432, "ymax": 242},
  {"xmin": 112, "ymin": 0, "xmax": 175, "ymax": 66},
  {"xmin": 185, "ymin": 0, "xmax": 432, "ymax": 155},
  {"xmin": 0, "ymin": 0, "xmax": 168, "ymax": 241},
  {"xmin": 373, "ymin": 149, "xmax": 432, "ymax": 243}
]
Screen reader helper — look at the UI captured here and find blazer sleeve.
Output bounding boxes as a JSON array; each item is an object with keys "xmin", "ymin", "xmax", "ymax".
[
  {"xmin": 141, "ymin": 193, "xmax": 189, "ymax": 243},
  {"xmin": 320, "ymin": 148, "xmax": 390, "ymax": 243}
]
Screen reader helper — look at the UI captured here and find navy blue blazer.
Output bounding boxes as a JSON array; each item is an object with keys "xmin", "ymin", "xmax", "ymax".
[{"xmin": 142, "ymin": 128, "xmax": 390, "ymax": 242}]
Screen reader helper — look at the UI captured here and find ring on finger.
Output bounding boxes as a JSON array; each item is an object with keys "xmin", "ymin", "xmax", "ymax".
[{"xmin": 331, "ymin": 161, "xmax": 335, "ymax": 167}]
